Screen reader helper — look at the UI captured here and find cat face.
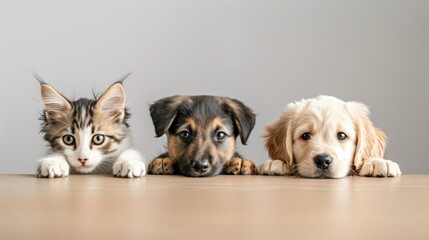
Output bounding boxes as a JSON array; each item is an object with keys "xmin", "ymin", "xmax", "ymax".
[{"xmin": 40, "ymin": 82, "xmax": 130, "ymax": 173}]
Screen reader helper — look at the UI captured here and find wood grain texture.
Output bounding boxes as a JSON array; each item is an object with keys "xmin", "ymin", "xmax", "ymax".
[{"xmin": 1, "ymin": 175, "xmax": 428, "ymax": 240}]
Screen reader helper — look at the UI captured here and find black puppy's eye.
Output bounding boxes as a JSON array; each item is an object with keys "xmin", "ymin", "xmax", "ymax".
[
  {"xmin": 337, "ymin": 132, "xmax": 347, "ymax": 140},
  {"xmin": 301, "ymin": 132, "xmax": 311, "ymax": 141},
  {"xmin": 216, "ymin": 131, "xmax": 227, "ymax": 141},
  {"xmin": 63, "ymin": 135, "xmax": 75, "ymax": 145},
  {"xmin": 179, "ymin": 131, "xmax": 190, "ymax": 140}
]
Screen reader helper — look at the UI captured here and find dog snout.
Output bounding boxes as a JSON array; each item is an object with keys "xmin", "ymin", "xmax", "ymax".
[
  {"xmin": 314, "ymin": 154, "xmax": 333, "ymax": 169},
  {"xmin": 191, "ymin": 159, "xmax": 210, "ymax": 173}
]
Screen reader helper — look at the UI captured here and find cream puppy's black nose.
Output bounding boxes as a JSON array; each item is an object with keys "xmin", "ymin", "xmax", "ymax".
[{"xmin": 314, "ymin": 154, "xmax": 332, "ymax": 169}]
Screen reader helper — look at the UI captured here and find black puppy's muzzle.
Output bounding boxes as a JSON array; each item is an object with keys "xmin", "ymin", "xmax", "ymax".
[
  {"xmin": 178, "ymin": 157, "xmax": 223, "ymax": 177},
  {"xmin": 191, "ymin": 159, "xmax": 210, "ymax": 174}
]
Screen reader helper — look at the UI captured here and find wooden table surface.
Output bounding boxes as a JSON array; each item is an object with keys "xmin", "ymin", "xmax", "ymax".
[{"xmin": 1, "ymin": 174, "xmax": 428, "ymax": 240}]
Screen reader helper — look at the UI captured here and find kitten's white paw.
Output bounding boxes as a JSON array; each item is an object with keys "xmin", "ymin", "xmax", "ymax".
[
  {"xmin": 259, "ymin": 159, "xmax": 291, "ymax": 175},
  {"xmin": 359, "ymin": 158, "xmax": 401, "ymax": 177},
  {"xmin": 113, "ymin": 149, "xmax": 146, "ymax": 178},
  {"xmin": 37, "ymin": 154, "xmax": 70, "ymax": 178},
  {"xmin": 113, "ymin": 159, "xmax": 146, "ymax": 178}
]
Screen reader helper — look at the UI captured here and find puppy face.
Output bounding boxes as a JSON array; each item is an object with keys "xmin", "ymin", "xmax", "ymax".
[
  {"xmin": 265, "ymin": 96, "xmax": 386, "ymax": 178},
  {"xmin": 150, "ymin": 96, "xmax": 255, "ymax": 177},
  {"xmin": 291, "ymin": 98, "xmax": 357, "ymax": 178}
]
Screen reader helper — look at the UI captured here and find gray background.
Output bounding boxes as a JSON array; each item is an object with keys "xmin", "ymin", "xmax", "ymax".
[{"xmin": 1, "ymin": 0, "xmax": 428, "ymax": 174}]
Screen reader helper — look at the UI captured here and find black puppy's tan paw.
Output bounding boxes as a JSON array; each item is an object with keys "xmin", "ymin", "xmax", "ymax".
[
  {"xmin": 148, "ymin": 157, "xmax": 174, "ymax": 174},
  {"xmin": 224, "ymin": 157, "xmax": 258, "ymax": 175}
]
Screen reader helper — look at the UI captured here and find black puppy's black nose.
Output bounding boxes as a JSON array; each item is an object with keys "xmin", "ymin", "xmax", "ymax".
[
  {"xmin": 314, "ymin": 154, "xmax": 333, "ymax": 169},
  {"xmin": 191, "ymin": 159, "xmax": 210, "ymax": 173}
]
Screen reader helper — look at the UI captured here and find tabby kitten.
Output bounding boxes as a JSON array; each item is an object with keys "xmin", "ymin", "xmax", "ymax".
[{"xmin": 37, "ymin": 81, "xmax": 146, "ymax": 178}]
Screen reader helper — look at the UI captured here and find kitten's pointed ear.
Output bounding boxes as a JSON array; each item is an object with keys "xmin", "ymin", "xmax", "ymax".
[
  {"xmin": 95, "ymin": 82, "xmax": 126, "ymax": 122},
  {"xmin": 41, "ymin": 83, "xmax": 72, "ymax": 121}
]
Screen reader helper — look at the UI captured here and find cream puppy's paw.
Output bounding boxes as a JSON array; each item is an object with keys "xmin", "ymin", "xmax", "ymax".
[
  {"xmin": 113, "ymin": 149, "xmax": 146, "ymax": 178},
  {"xmin": 259, "ymin": 160, "xmax": 291, "ymax": 175},
  {"xmin": 37, "ymin": 154, "xmax": 70, "ymax": 178},
  {"xmin": 359, "ymin": 158, "xmax": 401, "ymax": 177}
]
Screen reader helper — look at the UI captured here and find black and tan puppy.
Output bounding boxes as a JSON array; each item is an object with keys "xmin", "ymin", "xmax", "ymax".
[{"xmin": 148, "ymin": 95, "xmax": 257, "ymax": 177}]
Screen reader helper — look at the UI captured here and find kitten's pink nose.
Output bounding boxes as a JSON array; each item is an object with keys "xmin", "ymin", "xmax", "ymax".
[{"xmin": 78, "ymin": 158, "xmax": 88, "ymax": 165}]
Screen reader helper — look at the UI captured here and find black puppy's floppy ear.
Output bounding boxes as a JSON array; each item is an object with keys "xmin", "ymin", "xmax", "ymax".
[
  {"xmin": 222, "ymin": 98, "xmax": 256, "ymax": 144},
  {"xmin": 150, "ymin": 96, "xmax": 186, "ymax": 137}
]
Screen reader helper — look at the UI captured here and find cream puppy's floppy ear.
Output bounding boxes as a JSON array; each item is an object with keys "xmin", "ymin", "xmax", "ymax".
[
  {"xmin": 264, "ymin": 102, "xmax": 296, "ymax": 167},
  {"xmin": 346, "ymin": 102, "xmax": 386, "ymax": 171}
]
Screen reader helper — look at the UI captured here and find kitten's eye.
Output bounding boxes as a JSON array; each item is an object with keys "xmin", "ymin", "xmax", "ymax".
[
  {"xmin": 301, "ymin": 132, "xmax": 311, "ymax": 141},
  {"xmin": 92, "ymin": 134, "xmax": 105, "ymax": 145},
  {"xmin": 179, "ymin": 131, "xmax": 190, "ymax": 140},
  {"xmin": 215, "ymin": 131, "xmax": 227, "ymax": 141},
  {"xmin": 337, "ymin": 132, "xmax": 347, "ymax": 140},
  {"xmin": 63, "ymin": 135, "xmax": 75, "ymax": 145}
]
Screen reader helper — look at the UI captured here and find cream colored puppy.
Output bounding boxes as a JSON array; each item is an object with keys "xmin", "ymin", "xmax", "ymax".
[{"xmin": 260, "ymin": 96, "xmax": 401, "ymax": 178}]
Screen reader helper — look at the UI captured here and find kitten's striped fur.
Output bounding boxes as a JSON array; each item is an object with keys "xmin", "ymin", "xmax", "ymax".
[{"xmin": 37, "ymin": 80, "xmax": 146, "ymax": 178}]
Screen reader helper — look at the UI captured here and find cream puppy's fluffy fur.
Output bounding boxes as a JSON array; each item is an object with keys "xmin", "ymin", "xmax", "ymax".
[{"xmin": 260, "ymin": 96, "xmax": 401, "ymax": 178}]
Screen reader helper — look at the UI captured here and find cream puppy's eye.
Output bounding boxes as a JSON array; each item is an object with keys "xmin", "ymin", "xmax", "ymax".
[
  {"xmin": 301, "ymin": 132, "xmax": 311, "ymax": 141},
  {"xmin": 337, "ymin": 132, "xmax": 347, "ymax": 140}
]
